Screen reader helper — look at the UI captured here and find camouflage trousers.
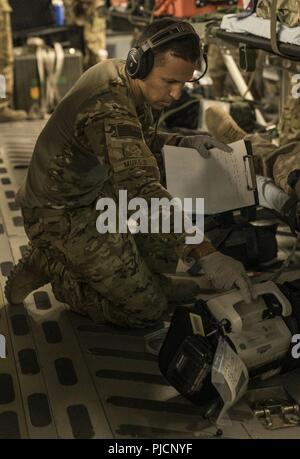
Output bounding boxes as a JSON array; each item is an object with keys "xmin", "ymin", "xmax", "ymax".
[
  {"xmin": 0, "ymin": 0, "xmax": 13, "ymax": 111},
  {"xmin": 64, "ymin": 0, "xmax": 107, "ymax": 69},
  {"xmin": 242, "ymin": 132, "xmax": 300, "ymax": 194},
  {"xmin": 278, "ymin": 91, "xmax": 300, "ymax": 146},
  {"xmin": 272, "ymin": 142, "xmax": 300, "ymax": 193},
  {"xmin": 21, "ymin": 195, "xmax": 193, "ymax": 328},
  {"xmin": 256, "ymin": 0, "xmax": 300, "ymax": 28}
]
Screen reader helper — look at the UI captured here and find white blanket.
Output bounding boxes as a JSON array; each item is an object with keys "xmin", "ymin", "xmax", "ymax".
[{"xmin": 220, "ymin": 13, "xmax": 300, "ymax": 46}]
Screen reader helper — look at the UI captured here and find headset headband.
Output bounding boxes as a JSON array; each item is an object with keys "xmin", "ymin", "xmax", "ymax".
[
  {"xmin": 141, "ymin": 22, "xmax": 200, "ymax": 53},
  {"xmin": 126, "ymin": 20, "xmax": 202, "ymax": 80}
]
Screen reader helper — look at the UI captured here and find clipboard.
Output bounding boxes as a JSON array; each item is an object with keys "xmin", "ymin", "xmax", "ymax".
[{"xmin": 162, "ymin": 140, "xmax": 258, "ymax": 215}]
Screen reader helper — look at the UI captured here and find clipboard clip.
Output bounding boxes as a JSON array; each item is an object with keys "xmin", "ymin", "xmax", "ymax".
[{"xmin": 243, "ymin": 155, "xmax": 257, "ymax": 191}]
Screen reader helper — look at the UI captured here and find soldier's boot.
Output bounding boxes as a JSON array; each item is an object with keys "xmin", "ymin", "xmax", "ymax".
[
  {"xmin": 205, "ymin": 105, "xmax": 247, "ymax": 144},
  {"xmin": 281, "ymin": 195, "xmax": 300, "ymax": 234},
  {"xmin": 5, "ymin": 244, "xmax": 50, "ymax": 305},
  {"xmin": 0, "ymin": 107, "xmax": 27, "ymax": 123}
]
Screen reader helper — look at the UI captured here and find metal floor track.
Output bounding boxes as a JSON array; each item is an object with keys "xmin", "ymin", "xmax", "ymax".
[{"xmin": 0, "ymin": 120, "xmax": 300, "ymax": 439}]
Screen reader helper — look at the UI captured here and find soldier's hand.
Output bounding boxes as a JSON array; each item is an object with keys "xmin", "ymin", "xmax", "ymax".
[
  {"xmin": 198, "ymin": 251, "xmax": 257, "ymax": 304},
  {"xmin": 179, "ymin": 135, "xmax": 232, "ymax": 158}
]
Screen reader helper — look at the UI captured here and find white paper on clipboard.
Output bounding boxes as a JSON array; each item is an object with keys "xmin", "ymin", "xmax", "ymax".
[{"xmin": 162, "ymin": 140, "xmax": 257, "ymax": 215}]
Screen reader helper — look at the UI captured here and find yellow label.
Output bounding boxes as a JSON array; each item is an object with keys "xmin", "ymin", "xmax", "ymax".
[{"xmin": 30, "ymin": 87, "xmax": 40, "ymax": 100}]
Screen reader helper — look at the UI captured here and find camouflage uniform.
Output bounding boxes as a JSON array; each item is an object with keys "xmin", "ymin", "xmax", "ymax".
[
  {"xmin": 64, "ymin": 0, "xmax": 107, "ymax": 69},
  {"xmin": 235, "ymin": 134, "xmax": 300, "ymax": 195},
  {"xmin": 268, "ymin": 65, "xmax": 300, "ymax": 192},
  {"xmin": 205, "ymin": 103, "xmax": 300, "ymax": 195},
  {"xmin": 0, "ymin": 0, "xmax": 13, "ymax": 111},
  {"xmin": 256, "ymin": 1, "xmax": 300, "ymax": 148},
  {"xmin": 256, "ymin": 0, "xmax": 300, "ymax": 27},
  {"xmin": 278, "ymin": 80, "xmax": 300, "ymax": 146},
  {"xmin": 227, "ymin": 130, "xmax": 300, "ymax": 195},
  {"xmin": 271, "ymin": 142, "xmax": 300, "ymax": 193},
  {"xmin": 16, "ymin": 59, "xmax": 202, "ymax": 327}
]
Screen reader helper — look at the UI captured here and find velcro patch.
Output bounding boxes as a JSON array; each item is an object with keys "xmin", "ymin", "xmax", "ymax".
[
  {"xmin": 110, "ymin": 124, "xmax": 142, "ymax": 140},
  {"xmin": 112, "ymin": 157, "xmax": 158, "ymax": 173}
]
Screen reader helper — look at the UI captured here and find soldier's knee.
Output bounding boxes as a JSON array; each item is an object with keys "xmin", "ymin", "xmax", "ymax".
[{"xmin": 98, "ymin": 294, "xmax": 168, "ymax": 329}]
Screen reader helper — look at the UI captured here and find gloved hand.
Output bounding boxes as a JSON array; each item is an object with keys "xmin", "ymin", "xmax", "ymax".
[
  {"xmin": 179, "ymin": 135, "xmax": 232, "ymax": 158},
  {"xmin": 199, "ymin": 251, "xmax": 256, "ymax": 304}
]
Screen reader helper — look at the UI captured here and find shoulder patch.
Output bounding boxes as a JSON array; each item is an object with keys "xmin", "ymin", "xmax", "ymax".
[
  {"xmin": 110, "ymin": 124, "xmax": 142, "ymax": 140},
  {"xmin": 123, "ymin": 143, "xmax": 143, "ymax": 158}
]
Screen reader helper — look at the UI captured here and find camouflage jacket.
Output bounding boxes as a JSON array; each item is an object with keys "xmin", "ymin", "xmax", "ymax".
[
  {"xmin": 64, "ymin": 0, "xmax": 104, "ymax": 25},
  {"xmin": 0, "ymin": 0, "xmax": 11, "ymax": 14},
  {"xmin": 16, "ymin": 59, "xmax": 201, "ymax": 255},
  {"xmin": 256, "ymin": 0, "xmax": 300, "ymax": 27}
]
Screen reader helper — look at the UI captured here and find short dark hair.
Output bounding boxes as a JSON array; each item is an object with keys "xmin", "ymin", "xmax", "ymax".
[{"xmin": 136, "ymin": 18, "xmax": 201, "ymax": 64}]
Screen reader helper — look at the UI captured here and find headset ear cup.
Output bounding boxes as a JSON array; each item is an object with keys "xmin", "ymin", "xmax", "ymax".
[
  {"xmin": 126, "ymin": 48, "xmax": 154, "ymax": 80},
  {"xmin": 126, "ymin": 48, "xmax": 142, "ymax": 78},
  {"xmin": 138, "ymin": 50, "xmax": 154, "ymax": 80}
]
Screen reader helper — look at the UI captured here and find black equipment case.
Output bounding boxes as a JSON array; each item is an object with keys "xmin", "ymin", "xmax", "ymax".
[
  {"xmin": 13, "ymin": 48, "xmax": 83, "ymax": 113},
  {"xmin": 159, "ymin": 280, "xmax": 300, "ymax": 407}
]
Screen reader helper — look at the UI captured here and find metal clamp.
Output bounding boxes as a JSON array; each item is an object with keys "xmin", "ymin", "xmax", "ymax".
[
  {"xmin": 253, "ymin": 399, "xmax": 300, "ymax": 430},
  {"xmin": 243, "ymin": 154, "xmax": 257, "ymax": 191}
]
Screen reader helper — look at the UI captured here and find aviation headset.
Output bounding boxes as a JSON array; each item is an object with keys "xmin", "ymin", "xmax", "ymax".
[{"xmin": 126, "ymin": 20, "xmax": 206, "ymax": 80}]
